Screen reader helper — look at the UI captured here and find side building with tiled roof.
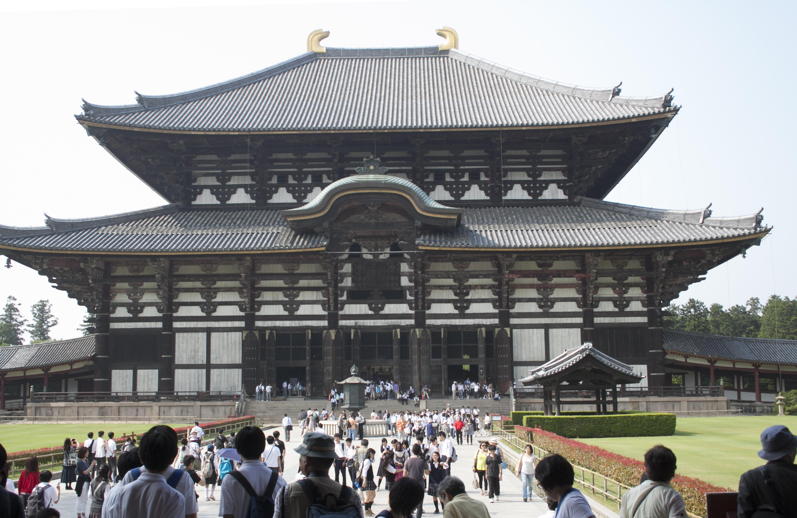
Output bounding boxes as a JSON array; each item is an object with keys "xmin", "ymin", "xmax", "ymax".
[{"xmin": 0, "ymin": 29, "xmax": 770, "ymax": 404}]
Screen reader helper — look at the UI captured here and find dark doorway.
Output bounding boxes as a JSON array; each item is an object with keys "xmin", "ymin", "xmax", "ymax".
[
  {"xmin": 276, "ymin": 367, "xmax": 306, "ymax": 396},
  {"xmin": 447, "ymin": 364, "xmax": 478, "ymax": 384}
]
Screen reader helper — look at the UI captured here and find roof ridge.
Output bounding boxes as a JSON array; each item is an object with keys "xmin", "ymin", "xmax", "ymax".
[
  {"xmin": 578, "ymin": 197, "xmax": 764, "ymax": 229},
  {"xmin": 448, "ymin": 50, "xmax": 673, "ymax": 108},
  {"xmin": 664, "ymin": 329, "xmax": 797, "ymax": 345}
]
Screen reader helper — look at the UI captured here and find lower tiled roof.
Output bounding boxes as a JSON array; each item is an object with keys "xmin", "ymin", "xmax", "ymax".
[
  {"xmin": 0, "ymin": 335, "xmax": 96, "ymax": 372},
  {"xmin": 663, "ymin": 330, "xmax": 797, "ymax": 366},
  {"xmin": 0, "ymin": 198, "xmax": 766, "ymax": 254},
  {"xmin": 520, "ymin": 342, "xmax": 641, "ymax": 385}
]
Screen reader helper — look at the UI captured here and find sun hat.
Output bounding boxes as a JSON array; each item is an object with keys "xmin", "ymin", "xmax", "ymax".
[
  {"xmin": 294, "ymin": 432, "xmax": 337, "ymax": 459},
  {"xmin": 758, "ymin": 425, "xmax": 797, "ymax": 461}
]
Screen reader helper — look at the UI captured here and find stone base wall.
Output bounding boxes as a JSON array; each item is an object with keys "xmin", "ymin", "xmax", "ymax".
[
  {"xmin": 514, "ymin": 396, "xmax": 730, "ymax": 416},
  {"xmin": 26, "ymin": 401, "xmax": 235, "ymax": 421}
]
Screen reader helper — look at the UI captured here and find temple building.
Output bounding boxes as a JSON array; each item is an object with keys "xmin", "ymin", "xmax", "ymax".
[{"xmin": 0, "ymin": 29, "xmax": 775, "ymax": 402}]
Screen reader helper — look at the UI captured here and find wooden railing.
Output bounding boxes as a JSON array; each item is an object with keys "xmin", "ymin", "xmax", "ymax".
[
  {"xmin": 7, "ymin": 416, "xmax": 255, "ymax": 478},
  {"xmin": 513, "ymin": 385, "xmax": 724, "ymax": 398},
  {"xmin": 30, "ymin": 391, "xmax": 241, "ymax": 403}
]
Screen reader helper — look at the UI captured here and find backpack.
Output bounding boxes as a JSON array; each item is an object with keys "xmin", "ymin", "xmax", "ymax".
[
  {"xmin": 298, "ymin": 478, "xmax": 361, "ymax": 518},
  {"xmin": 202, "ymin": 452, "xmax": 216, "ymax": 479},
  {"xmin": 218, "ymin": 458, "xmax": 233, "ymax": 481},
  {"xmin": 24, "ymin": 484, "xmax": 49, "ymax": 518},
  {"xmin": 130, "ymin": 467, "xmax": 184, "ymax": 489},
  {"xmin": 229, "ymin": 469, "xmax": 279, "ymax": 518}
]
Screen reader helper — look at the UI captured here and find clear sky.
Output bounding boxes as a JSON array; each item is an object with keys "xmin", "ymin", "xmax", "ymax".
[{"xmin": 0, "ymin": 0, "xmax": 794, "ymax": 341}]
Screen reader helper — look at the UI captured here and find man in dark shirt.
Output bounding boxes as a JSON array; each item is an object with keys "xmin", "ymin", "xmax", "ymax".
[
  {"xmin": 738, "ymin": 424, "xmax": 797, "ymax": 518},
  {"xmin": 0, "ymin": 443, "xmax": 23, "ymax": 518},
  {"xmin": 403, "ymin": 444, "xmax": 428, "ymax": 518}
]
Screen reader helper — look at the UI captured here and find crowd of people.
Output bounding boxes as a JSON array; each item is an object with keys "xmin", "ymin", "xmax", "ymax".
[
  {"xmin": 0, "ymin": 418, "xmax": 795, "ymax": 518},
  {"xmin": 448, "ymin": 381, "xmax": 500, "ymax": 401}
]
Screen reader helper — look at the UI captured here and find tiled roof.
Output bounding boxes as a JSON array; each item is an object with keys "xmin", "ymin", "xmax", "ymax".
[
  {"xmin": 0, "ymin": 198, "xmax": 766, "ymax": 254},
  {"xmin": 0, "ymin": 335, "xmax": 96, "ymax": 373},
  {"xmin": 663, "ymin": 330, "xmax": 797, "ymax": 366},
  {"xmin": 78, "ymin": 47, "xmax": 676, "ymax": 133},
  {"xmin": 520, "ymin": 342, "xmax": 641, "ymax": 385}
]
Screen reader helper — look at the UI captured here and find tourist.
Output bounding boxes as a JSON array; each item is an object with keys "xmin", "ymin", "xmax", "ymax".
[
  {"xmin": 619, "ymin": 445, "xmax": 685, "ymax": 518},
  {"xmin": 485, "ymin": 444, "xmax": 502, "ymax": 503},
  {"xmin": 273, "ymin": 431, "xmax": 286, "ymax": 475},
  {"xmin": 116, "ymin": 425, "xmax": 198, "ymax": 518},
  {"xmin": 482, "ymin": 415, "xmax": 491, "ymax": 436},
  {"xmin": 345, "ymin": 438, "xmax": 358, "ymax": 485},
  {"xmin": 0, "ymin": 444, "xmax": 23, "ymax": 518},
  {"xmin": 357, "ymin": 448, "xmax": 377, "ymax": 516},
  {"xmin": 190, "ymin": 422, "xmax": 204, "ymax": 443},
  {"xmin": 18, "ymin": 456, "xmax": 41, "ymax": 507},
  {"xmin": 274, "ymin": 432, "xmax": 362, "ymax": 518},
  {"xmin": 463, "ymin": 417, "xmax": 474, "ymax": 446},
  {"xmin": 75, "ymin": 446, "xmax": 95, "ymax": 518},
  {"xmin": 737, "ymin": 424, "xmax": 797, "ymax": 517},
  {"xmin": 219, "ymin": 425, "xmax": 286, "ymax": 518},
  {"xmin": 25, "ymin": 469, "xmax": 59, "ymax": 514},
  {"xmin": 262, "ymin": 435, "xmax": 282, "ymax": 472},
  {"xmin": 515, "ymin": 444, "xmax": 537, "ymax": 502},
  {"xmin": 103, "ymin": 447, "xmax": 143, "ymax": 511},
  {"xmin": 61, "ymin": 438, "xmax": 77, "ymax": 490},
  {"xmin": 175, "ymin": 438, "xmax": 190, "ymax": 468},
  {"xmin": 354, "ymin": 439, "xmax": 370, "ymax": 482},
  {"xmin": 436, "ymin": 476, "xmax": 489, "ymax": 518},
  {"xmin": 282, "ymin": 414, "xmax": 294, "ymax": 442},
  {"xmin": 427, "ymin": 451, "xmax": 448, "ymax": 514},
  {"xmin": 379, "ymin": 448, "xmax": 397, "ymax": 491},
  {"xmin": 402, "ymin": 444, "xmax": 428, "ymax": 518},
  {"xmin": 106, "ymin": 433, "xmax": 117, "ymax": 481},
  {"xmin": 535, "ymin": 454, "xmax": 595, "ymax": 518},
  {"xmin": 182, "ymin": 455, "xmax": 201, "ymax": 503},
  {"xmin": 88, "ymin": 464, "xmax": 110, "ymax": 518},
  {"xmin": 453, "ymin": 417, "xmax": 464, "ymax": 446},
  {"xmin": 93, "ymin": 431, "xmax": 107, "ymax": 474},
  {"xmin": 201, "ymin": 444, "xmax": 218, "ymax": 501},
  {"xmin": 102, "ymin": 426, "xmax": 185, "ymax": 518},
  {"xmin": 334, "ymin": 434, "xmax": 349, "ymax": 486},
  {"xmin": 472, "ymin": 442, "xmax": 488, "ymax": 496},
  {"xmin": 84, "ymin": 433, "xmax": 95, "ymax": 463},
  {"xmin": 376, "ymin": 478, "xmax": 425, "ymax": 518}
]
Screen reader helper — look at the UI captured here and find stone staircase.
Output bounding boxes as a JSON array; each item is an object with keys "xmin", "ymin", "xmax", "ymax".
[{"xmin": 245, "ymin": 397, "xmax": 511, "ymax": 425}]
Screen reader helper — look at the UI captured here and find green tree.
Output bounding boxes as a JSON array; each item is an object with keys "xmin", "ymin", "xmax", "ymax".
[
  {"xmin": 759, "ymin": 295, "xmax": 797, "ymax": 339},
  {"xmin": 79, "ymin": 312, "xmax": 95, "ymax": 336},
  {"xmin": 28, "ymin": 299, "xmax": 58, "ymax": 343},
  {"xmin": 665, "ymin": 298, "xmax": 711, "ymax": 333},
  {"xmin": 0, "ymin": 296, "xmax": 26, "ymax": 345}
]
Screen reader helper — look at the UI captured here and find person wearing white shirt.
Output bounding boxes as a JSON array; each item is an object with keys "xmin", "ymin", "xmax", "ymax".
[
  {"xmin": 220, "ymin": 426, "xmax": 286, "ymax": 518},
  {"xmin": 102, "ymin": 426, "xmax": 185, "ymax": 518},
  {"xmin": 333, "ymin": 433, "xmax": 348, "ymax": 487},
  {"xmin": 190, "ymin": 422, "xmax": 204, "ymax": 441},
  {"xmin": 262, "ymin": 436, "xmax": 282, "ymax": 470},
  {"xmin": 437, "ymin": 432, "xmax": 454, "ymax": 468},
  {"xmin": 32, "ymin": 470, "xmax": 59, "ymax": 508},
  {"xmin": 265, "ymin": 384, "xmax": 272, "ymax": 402},
  {"xmin": 106, "ymin": 432, "xmax": 118, "ymax": 479},
  {"xmin": 117, "ymin": 426, "xmax": 198, "ymax": 518},
  {"xmin": 282, "ymin": 414, "xmax": 293, "ymax": 441}
]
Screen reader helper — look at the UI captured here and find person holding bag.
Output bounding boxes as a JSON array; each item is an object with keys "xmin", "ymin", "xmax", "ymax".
[
  {"xmin": 472, "ymin": 442, "xmax": 488, "ymax": 496},
  {"xmin": 74, "ymin": 446, "xmax": 95, "ymax": 518}
]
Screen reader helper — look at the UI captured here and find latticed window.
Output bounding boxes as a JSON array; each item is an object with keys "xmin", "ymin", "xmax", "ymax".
[
  {"xmin": 360, "ymin": 331, "xmax": 394, "ymax": 360},
  {"xmin": 349, "ymin": 259, "xmax": 403, "ymax": 300}
]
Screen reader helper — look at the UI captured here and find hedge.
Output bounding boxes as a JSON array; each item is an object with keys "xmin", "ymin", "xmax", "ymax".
[
  {"xmin": 518, "ymin": 425, "xmax": 728, "ymax": 516},
  {"xmin": 521, "ymin": 412, "xmax": 676, "ymax": 438}
]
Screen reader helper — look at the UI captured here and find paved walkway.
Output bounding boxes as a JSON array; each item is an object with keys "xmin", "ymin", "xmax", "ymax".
[{"xmin": 50, "ymin": 430, "xmax": 552, "ymax": 517}]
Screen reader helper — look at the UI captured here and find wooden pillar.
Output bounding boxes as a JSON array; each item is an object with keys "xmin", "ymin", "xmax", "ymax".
[
  {"xmin": 42, "ymin": 368, "xmax": 50, "ymax": 393},
  {"xmin": 595, "ymin": 389, "xmax": 601, "ymax": 414},
  {"xmin": 93, "ymin": 297, "xmax": 111, "ymax": 393},
  {"xmin": 645, "ymin": 253, "xmax": 668, "ymax": 390},
  {"xmin": 322, "ymin": 329, "xmax": 342, "ymax": 391},
  {"xmin": 154, "ymin": 258, "xmax": 175, "ymax": 394},
  {"xmin": 495, "ymin": 256, "xmax": 514, "ymax": 394},
  {"xmin": 477, "ymin": 328, "xmax": 487, "ymax": 386},
  {"xmin": 754, "ymin": 365, "xmax": 762, "ymax": 403},
  {"xmin": 554, "ymin": 385, "xmax": 561, "ymax": 416},
  {"xmin": 0, "ymin": 374, "xmax": 5, "ymax": 410},
  {"xmin": 611, "ymin": 385, "xmax": 618, "ymax": 413},
  {"xmin": 601, "ymin": 389, "xmax": 608, "ymax": 413},
  {"xmin": 708, "ymin": 360, "xmax": 716, "ymax": 386},
  {"xmin": 410, "ymin": 329, "xmax": 430, "ymax": 391}
]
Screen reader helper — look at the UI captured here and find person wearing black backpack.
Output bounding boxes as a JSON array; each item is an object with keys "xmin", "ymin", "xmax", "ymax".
[
  {"xmin": 274, "ymin": 432, "xmax": 363, "ymax": 518},
  {"xmin": 220, "ymin": 426, "xmax": 286, "ymax": 518},
  {"xmin": 738, "ymin": 425, "xmax": 797, "ymax": 518}
]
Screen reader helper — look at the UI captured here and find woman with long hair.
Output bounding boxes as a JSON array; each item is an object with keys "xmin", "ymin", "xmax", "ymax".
[
  {"xmin": 61, "ymin": 438, "xmax": 77, "ymax": 490},
  {"xmin": 18, "ymin": 456, "xmax": 40, "ymax": 506},
  {"xmin": 515, "ymin": 443, "xmax": 537, "ymax": 502},
  {"xmin": 88, "ymin": 464, "xmax": 110, "ymax": 518},
  {"xmin": 75, "ymin": 446, "xmax": 95, "ymax": 518},
  {"xmin": 359, "ymin": 448, "xmax": 377, "ymax": 517},
  {"xmin": 427, "ymin": 451, "xmax": 448, "ymax": 514}
]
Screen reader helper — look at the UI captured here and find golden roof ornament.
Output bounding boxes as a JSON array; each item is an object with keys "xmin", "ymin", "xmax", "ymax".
[
  {"xmin": 307, "ymin": 29, "xmax": 329, "ymax": 53},
  {"xmin": 436, "ymin": 27, "xmax": 459, "ymax": 50}
]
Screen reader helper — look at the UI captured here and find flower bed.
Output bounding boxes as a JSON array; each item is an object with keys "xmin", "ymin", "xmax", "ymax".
[{"xmin": 517, "ymin": 425, "xmax": 729, "ymax": 516}]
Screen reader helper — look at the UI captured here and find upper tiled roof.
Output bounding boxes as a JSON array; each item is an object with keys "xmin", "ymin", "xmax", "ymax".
[
  {"xmin": 663, "ymin": 330, "xmax": 797, "ymax": 366},
  {"xmin": 0, "ymin": 335, "xmax": 96, "ymax": 373},
  {"xmin": 0, "ymin": 198, "xmax": 766, "ymax": 254},
  {"xmin": 78, "ymin": 47, "xmax": 677, "ymax": 133},
  {"xmin": 520, "ymin": 342, "xmax": 641, "ymax": 385}
]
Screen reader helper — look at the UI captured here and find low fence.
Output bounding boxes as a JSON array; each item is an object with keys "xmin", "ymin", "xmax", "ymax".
[
  {"xmin": 7, "ymin": 415, "xmax": 255, "ymax": 478},
  {"xmin": 494, "ymin": 429, "xmax": 704, "ymax": 518},
  {"xmin": 321, "ymin": 420, "xmax": 388, "ymax": 437},
  {"xmin": 30, "ymin": 391, "xmax": 240, "ymax": 403}
]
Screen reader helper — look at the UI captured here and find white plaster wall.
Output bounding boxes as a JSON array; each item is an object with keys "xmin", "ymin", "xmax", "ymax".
[
  {"xmin": 211, "ymin": 332, "xmax": 242, "ymax": 364},
  {"xmin": 548, "ymin": 328, "xmax": 582, "ymax": 358},
  {"xmin": 111, "ymin": 369, "xmax": 133, "ymax": 393},
  {"xmin": 175, "ymin": 369, "xmax": 206, "ymax": 392},
  {"xmin": 175, "ymin": 333, "xmax": 206, "ymax": 364},
  {"xmin": 513, "ymin": 329, "xmax": 546, "ymax": 361},
  {"xmin": 210, "ymin": 369, "xmax": 242, "ymax": 392},
  {"xmin": 137, "ymin": 369, "xmax": 159, "ymax": 394}
]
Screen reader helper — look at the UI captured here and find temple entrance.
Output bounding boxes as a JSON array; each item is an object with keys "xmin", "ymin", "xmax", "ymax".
[
  {"xmin": 447, "ymin": 364, "xmax": 479, "ymax": 384},
  {"xmin": 275, "ymin": 366, "xmax": 306, "ymax": 396},
  {"xmin": 361, "ymin": 366, "xmax": 394, "ymax": 382}
]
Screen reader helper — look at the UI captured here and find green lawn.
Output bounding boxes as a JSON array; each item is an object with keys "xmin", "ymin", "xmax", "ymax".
[
  {"xmin": 0, "ymin": 422, "xmax": 184, "ymax": 454},
  {"xmin": 580, "ymin": 416, "xmax": 797, "ymax": 489}
]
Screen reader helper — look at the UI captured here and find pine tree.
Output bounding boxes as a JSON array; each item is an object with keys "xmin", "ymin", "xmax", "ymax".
[
  {"xmin": 79, "ymin": 312, "xmax": 95, "ymax": 336},
  {"xmin": 0, "ymin": 296, "xmax": 27, "ymax": 345},
  {"xmin": 28, "ymin": 299, "xmax": 58, "ymax": 343}
]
